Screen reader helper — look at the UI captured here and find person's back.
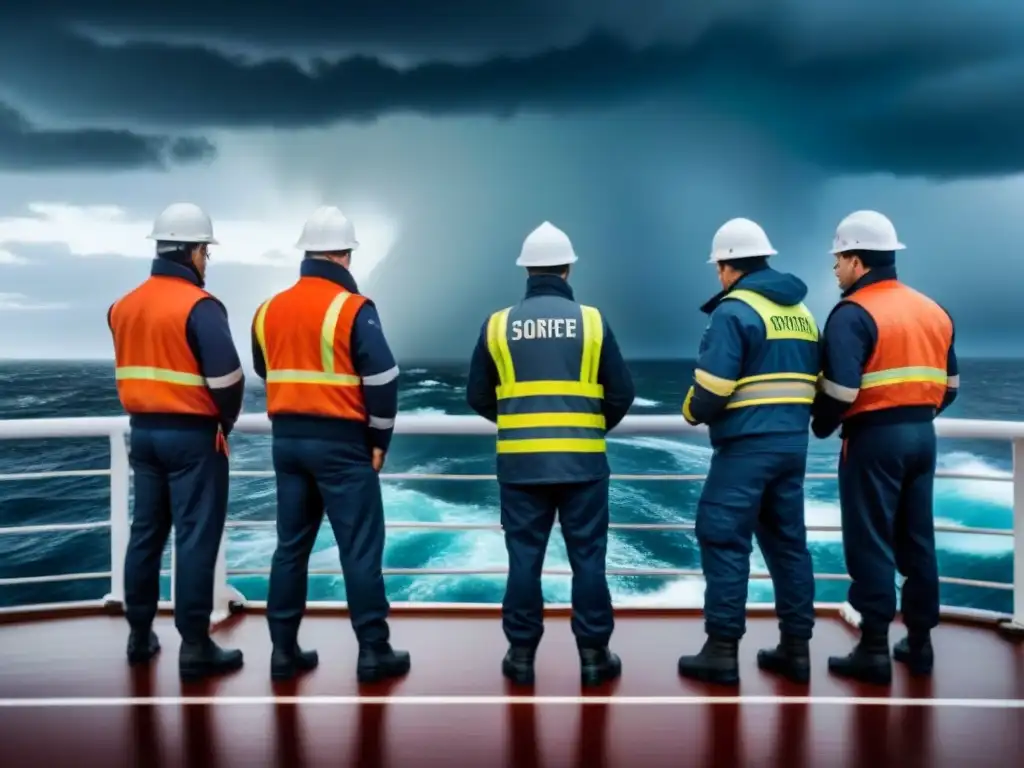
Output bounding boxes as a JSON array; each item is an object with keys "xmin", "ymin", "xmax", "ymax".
[
  {"xmin": 687, "ymin": 268, "xmax": 820, "ymax": 448},
  {"xmin": 256, "ymin": 273, "xmax": 369, "ymax": 424},
  {"xmin": 677, "ymin": 218, "xmax": 818, "ymax": 686},
  {"xmin": 253, "ymin": 206, "xmax": 409, "ymax": 684},
  {"xmin": 466, "ymin": 221, "xmax": 634, "ymax": 687},
  {"xmin": 109, "ymin": 203, "xmax": 245, "ymax": 682},
  {"xmin": 837, "ymin": 280, "xmax": 952, "ymax": 423},
  {"xmin": 487, "ymin": 289, "xmax": 609, "ymax": 484},
  {"xmin": 813, "ymin": 210, "xmax": 958, "ymax": 685}
]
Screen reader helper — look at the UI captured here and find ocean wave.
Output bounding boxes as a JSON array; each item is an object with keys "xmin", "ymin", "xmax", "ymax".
[
  {"xmin": 402, "ymin": 407, "xmax": 447, "ymax": 417},
  {"xmin": 0, "ymin": 359, "xmax": 1015, "ymax": 613},
  {"xmin": 222, "ymin": 443, "xmax": 1017, "ymax": 575},
  {"xmin": 219, "ymin": 444, "xmax": 1016, "ymax": 610}
]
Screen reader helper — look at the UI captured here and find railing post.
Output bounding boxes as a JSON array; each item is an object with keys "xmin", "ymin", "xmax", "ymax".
[
  {"xmin": 999, "ymin": 439, "xmax": 1024, "ymax": 638},
  {"xmin": 211, "ymin": 531, "xmax": 231, "ymax": 625},
  {"xmin": 102, "ymin": 429, "xmax": 130, "ymax": 610}
]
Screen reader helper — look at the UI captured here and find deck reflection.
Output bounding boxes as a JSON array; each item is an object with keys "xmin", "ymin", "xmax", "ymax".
[{"xmin": 0, "ymin": 608, "xmax": 1020, "ymax": 766}]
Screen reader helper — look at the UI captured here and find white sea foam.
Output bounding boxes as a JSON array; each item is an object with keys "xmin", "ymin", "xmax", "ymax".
[{"xmin": 226, "ymin": 431, "xmax": 1012, "ymax": 608}]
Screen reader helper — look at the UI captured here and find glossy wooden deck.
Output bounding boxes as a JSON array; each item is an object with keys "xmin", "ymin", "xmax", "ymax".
[{"xmin": 0, "ymin": 608, "xmax": 1021, "ymax": 766}]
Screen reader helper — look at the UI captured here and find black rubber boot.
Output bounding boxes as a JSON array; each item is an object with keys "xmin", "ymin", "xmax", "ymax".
[
  {"xmin": 270, "ymin": 645, "xmax": 320, "ymax": 681},
  {"xmin": 178, "ymin": 637, "xmax": 244, "ymax": 682},
  {"xmin": 126, "ymin": 628, "xmax": 160, "ymax": 665},
  {"xmin": 356, "ymin": 643, "xmax": 411, "ymax": 683},
  {"xmin": 677, "ymin": 636, "xmax": 739, "ymax": 686},
  {"xmin": 579, "ymin": 647, "xmax": 622, "ymax": 688},
  {"xmin": 827, "ymin": 630, "xmax": 891, "ymax": 685},
  {"xmin": 501, "ymin": 645, "xmax": 537, "ymax": 685},
  {"xmin": 893, "ymin": 631, "xmax": 934, "ymax": 676},
  {"xmin": 756, "ymin": 633, "xmax": 811, "ymax": 684}
]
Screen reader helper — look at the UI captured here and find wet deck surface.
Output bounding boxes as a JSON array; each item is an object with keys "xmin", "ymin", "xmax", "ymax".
[{"xmin": 0, "ymin": 609, "xmax": 1022, "ymax": 766}]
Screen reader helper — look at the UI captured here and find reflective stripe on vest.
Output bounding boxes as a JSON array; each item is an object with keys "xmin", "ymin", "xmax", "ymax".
[
  {"xmin": 254, "ymin": 279, "xmax": 368, "ymax": 419},
  {"xmin": 840, "ymin": 281, "xmax": 952, "ymax": 418},
  {"xmin": 486, "ymin": 304, "xmax": 605, "ymax": 454},
  {"xmin": 721, "ymin": 289, "xmax": 819, "ymax": 409},
  {"xmin": 109, "ymin": 276, "xmax": 219, "ymax": 417}
]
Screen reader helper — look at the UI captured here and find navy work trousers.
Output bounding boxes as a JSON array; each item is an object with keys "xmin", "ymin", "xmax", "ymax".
[
  {"xmin": 266, "ymin": 438, "xmax": 390, "ymax": 649},
  {"xmin": 838, "ymin": 421, "xmax": 940, "ymax": 634},
  {"xmin": 123, "ymin": 426, "xmax": 230, "ymax": 643},
  {"xmin": 695, "ymin": 439, "xmax": 816, "ymax": 641},
  {"xmin": 500, "ymin": 478, "xmax": 614, "ymax": 649}
]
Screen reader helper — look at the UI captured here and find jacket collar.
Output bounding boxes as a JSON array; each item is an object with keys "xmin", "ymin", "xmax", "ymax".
[
  {"xmin": 300, "ymin": 257, "xmax": 361, "ymax": 293},
  {"xmin": 699, "ymin": 270, "xmax": 759, "ymax": 315},
  {"xmin": 151, "ymin": 258, "xmax": 202, "ymax": 287},
  {"xmin": 842, "ymin": 264, "xmax": 898, "ymax": 298},
  {"xmin": 524, "ymin": 274, "xmax": 575, "ymax": 301}
]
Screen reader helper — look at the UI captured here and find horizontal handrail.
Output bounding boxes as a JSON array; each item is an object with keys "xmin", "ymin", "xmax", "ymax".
[
  {"xmin": 0, "ymin": 571, "xmax": 113, "ymax": 586},
  {"xmin": 0, "ymin": 468, "xmax": 1010, "ymax": 483},
  {"xmin": 0, "ymin": 519, "xmax": 1010, "ymax": 539},
  {"xmin": 0, "ymin": 567, "xmax": 1009, "ymax": 592},
  {"xmin": 0, "ymin": 518, "xmax": 1011, "ymax": 538},
  {"xmin": 1, "ymin": 412, "xmax": 1024, "ymax": 440}
]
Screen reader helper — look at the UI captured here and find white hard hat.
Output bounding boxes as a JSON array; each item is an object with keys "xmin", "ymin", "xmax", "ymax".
[
  {"xmin": 708, "ymin": 218, "xmax": 777, "ymax": 263},
  {"xmin": 295, "ymin": 206, "xmax": 360, "ymax": 252},
  {"xmin": 831, "ymin": 210, "xmax": 905, "ymax": 254},
  {"xmin": 516, "ymin": 221, "xmax": 578, "ymax": 268},
  {"xmin": 147, "ymin": 203, "xmax": 218, "ymax": 244}
]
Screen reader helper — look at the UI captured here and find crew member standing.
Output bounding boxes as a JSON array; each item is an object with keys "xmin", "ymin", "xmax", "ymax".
[
  {"xmin": 466, "ymin": 221, "xmax": 635, "ymax": 687},
  {"xmin": 253, "ymin": 205, "xmax": 409, "ymax": 683},
  {"xmin": 677, "ymin": 218, "xmax": 819, "ymax": 686},
  {"xmin": 109, "ymin": 202, "xmax": 245, "ymax": 681},
  {"xmin": 814, "ymin": 210, "xmax": 958, "ymax": 685}
]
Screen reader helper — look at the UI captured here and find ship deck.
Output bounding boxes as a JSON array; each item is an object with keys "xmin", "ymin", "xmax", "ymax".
[{"xmin": 0, "ymin": 606, "xmax": 1021, "ymax": 767}]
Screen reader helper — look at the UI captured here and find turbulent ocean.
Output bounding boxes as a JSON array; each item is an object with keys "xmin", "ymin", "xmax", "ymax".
[{"xmin": 0, "ymin": 359, "xmax": 1016, "ymax": 614}]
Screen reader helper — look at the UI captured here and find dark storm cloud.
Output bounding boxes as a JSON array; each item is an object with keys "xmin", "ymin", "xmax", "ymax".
[
  {"xmin": 2, "ymin": 1, "xmax": 697, "ymax": 57},
  {"xmin": 1, "ymin": 2, "xmax": 1024, "ymax": 177},
  {"xmin": 0, "ymin": 103, "xmax": 216, "ymax": 172}
]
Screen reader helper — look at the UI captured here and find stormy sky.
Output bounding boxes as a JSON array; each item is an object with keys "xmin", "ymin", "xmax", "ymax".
[{"xmin": 0, "ymin": 0, "xmax": 1022, "ymax": 362}]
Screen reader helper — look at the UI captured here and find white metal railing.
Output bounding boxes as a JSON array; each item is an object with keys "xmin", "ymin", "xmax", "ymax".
[{"xmin": 0, "ymin": 413, "xmax": 1020, "ymax": 636}]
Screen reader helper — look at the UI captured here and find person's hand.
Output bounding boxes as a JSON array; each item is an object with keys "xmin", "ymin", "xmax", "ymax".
[{"xmin": 372, "ymin": 448, "xmax": 386, "ymax": 472}]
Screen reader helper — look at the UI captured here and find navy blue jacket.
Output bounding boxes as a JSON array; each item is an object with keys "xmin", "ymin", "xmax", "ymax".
[
  {"xmin": 683, "ymin": 266, "xmax": 819, "ymax": 449},
  {"xmin": 107, "ymin": 259, "xmax": 244, "ymax": 435},
  {"xmin": 466, "ymin": 275, "xmax": 635, "ymax": 482},
  {"xmin": 811, "ymin": 266, "xmax": 959, "ymax": 439},
  {"xmin": 251, "ymin": 258, "xmax": 400, "ymax": 452}
]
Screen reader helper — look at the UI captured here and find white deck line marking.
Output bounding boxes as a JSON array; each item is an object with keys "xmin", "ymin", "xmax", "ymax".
[{"xmin": 0, "ymin": 695, "xmax": 1022, "ymax": 709}]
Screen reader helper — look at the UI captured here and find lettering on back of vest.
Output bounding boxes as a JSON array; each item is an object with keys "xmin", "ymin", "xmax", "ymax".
[
  {"xmin": 510, "ymin": 317, "xmax": 578, "ymax": 341},
  {"xmin": 725, "ymin": 289, "xmax": 819, "ymax": 342},
  {"xmin": 768, "ymin": 314, "xmax": 816, "ymax": 338}
]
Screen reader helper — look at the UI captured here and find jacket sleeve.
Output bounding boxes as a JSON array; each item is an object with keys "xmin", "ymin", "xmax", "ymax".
[
  {"xmin": 939, "ymin": 307, "xmax": 959, "ymax": 414},
  {"xmin": 597, "ymin": 317, "xmax": 635, "ymax": 431},
  {"xmin": 351, "ymin": 302, "xmax": 400, "ymax": 452},
  {"xmin": 810, "ymin": 302, "xmax": 876, "ymax": 438},
  {"xmin": 682, "ymin": 305, "xmax": 747, "ymax": 426},
  {"xmin": 250, "ymin": 301, "xmax": 267, "ymax": 381},
  {"xmin": 185, "ymin": 298, "xmax": 245, "ymax": 434},
  {"xmin": 466, "ymin": 318, "xmax": 499, "ymax": 423}
]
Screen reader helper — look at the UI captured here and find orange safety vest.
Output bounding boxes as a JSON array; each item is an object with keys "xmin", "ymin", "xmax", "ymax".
[
  {"xmin": 253, "ymin": 276, "xmax": 368, "ymax": 420},
  {"xmin": 842, "ymin": 280, "xmax": 953, "ymax": 419},
  {"xmin": 109, "ymin": 276, "xmax": 219, "ymax": 417}
]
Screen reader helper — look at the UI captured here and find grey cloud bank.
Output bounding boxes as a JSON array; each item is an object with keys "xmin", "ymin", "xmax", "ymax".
[{"xmin": 0, "ymin": 103, "xmax": 216, "ymax": 172}]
